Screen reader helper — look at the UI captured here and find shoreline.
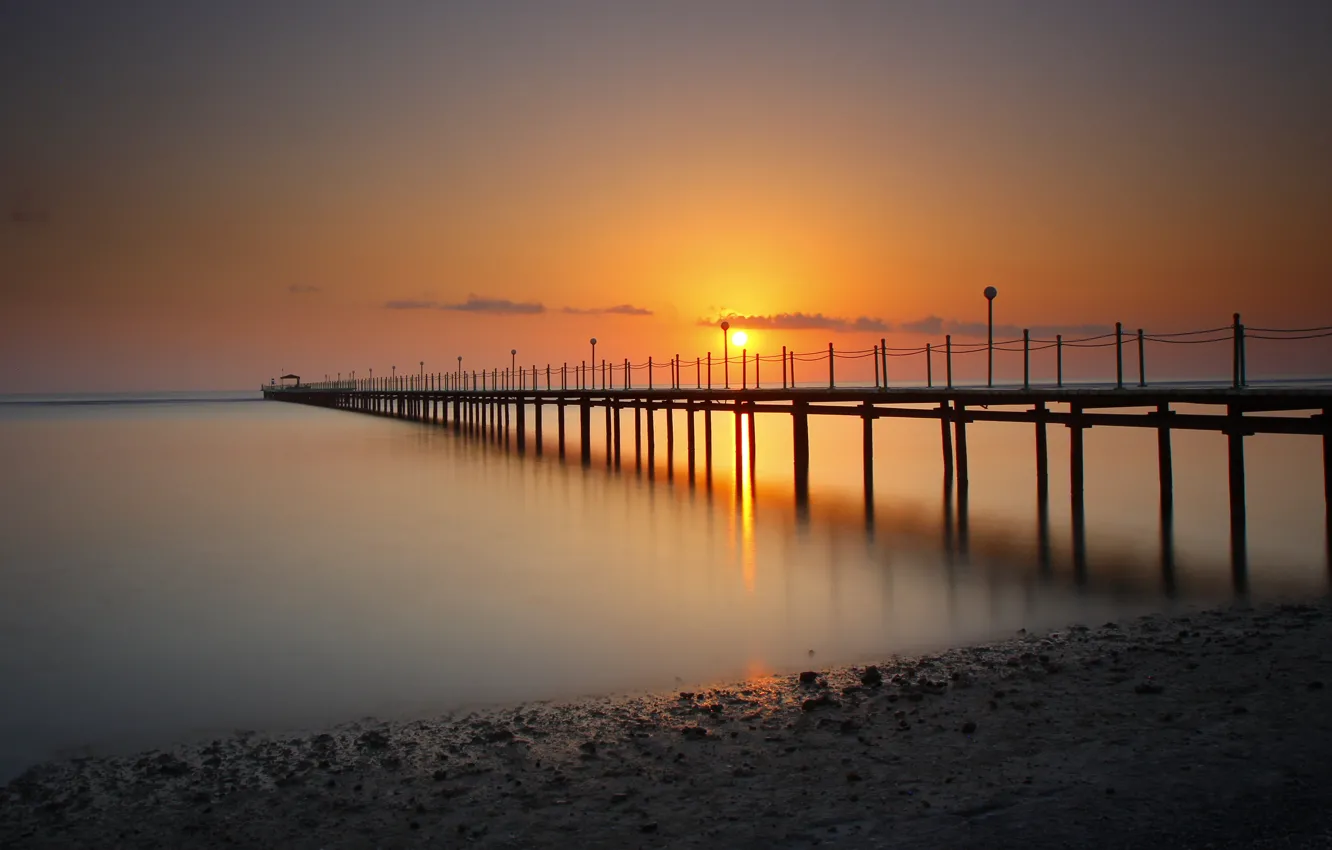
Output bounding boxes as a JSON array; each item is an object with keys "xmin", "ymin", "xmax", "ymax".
[{"xmin": 4, "ymin": 599, "xmax": 1331, "ymax": 848}]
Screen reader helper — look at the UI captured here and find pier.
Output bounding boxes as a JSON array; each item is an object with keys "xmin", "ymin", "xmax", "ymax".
[{"xmin": 264, "ymin": 314, "xmax": 1332, "ymax": 590}]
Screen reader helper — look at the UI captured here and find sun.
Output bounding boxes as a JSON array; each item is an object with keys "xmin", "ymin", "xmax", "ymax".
[{"xmin": 731, "ymin": 330, "xmax": 748, "ymax": 347}]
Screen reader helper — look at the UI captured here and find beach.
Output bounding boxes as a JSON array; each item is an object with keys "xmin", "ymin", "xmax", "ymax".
[{"xmin": 3, "ymin": 599, "xmax": 1331, "ymax": 848}]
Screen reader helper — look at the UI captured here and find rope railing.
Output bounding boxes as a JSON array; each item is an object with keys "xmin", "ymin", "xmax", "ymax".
[{"xmin": 284, "ymin": 312, "xmax": 1332, "ymax": 394}]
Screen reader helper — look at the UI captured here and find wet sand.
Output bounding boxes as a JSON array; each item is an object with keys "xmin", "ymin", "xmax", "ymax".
[{"xmin": 4, "ymin": 600, "xmax": 1331, "ymax": 849}]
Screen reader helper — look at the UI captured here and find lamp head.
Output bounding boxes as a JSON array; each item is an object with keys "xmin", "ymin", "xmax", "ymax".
[
  {"xmin": 984, "ymin": 286, "xmax": 998, "ymax": 301},
  {"xmin": 720, "ymin": 320, "xmax": 730, "ymax": 331},
  {"xmin": 511, "ymin": 349, "xmax": 517, "ymax": 356},
  {"xmin": 590, "ymin": 338, "xmax": 597, "ymax": 345}
]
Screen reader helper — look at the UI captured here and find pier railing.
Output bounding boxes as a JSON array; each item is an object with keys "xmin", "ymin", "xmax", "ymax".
[{"xmin": 282, "ymin": 314, "xmax": 1332, "ymax": 394}]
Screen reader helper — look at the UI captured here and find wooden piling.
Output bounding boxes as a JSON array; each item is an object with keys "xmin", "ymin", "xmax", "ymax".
[
  {"xmin": 954, "ymin": 403, "xmax": 968, "ymax": 489},
  {"xmin": 604, "ymin": 403, "xmax": 612, "ymax": 467},
  {"xmin": 1323, "ymin": 410, "xmax": 1331, "ymax": 572},
  {"xmin": 534, "ymin": 401, "xmax": 543, "ymax": 454},
  {"xmin": 580, "ymin": 399, "xmax": 592, "ymax": 466},
  {"xmin": 747, "ymin": 402, "xmax": 757, "ymax": 486},
  {"xmin": 613, "ymin": 402, "xmax": 622, "ymax": 468},
  {"xmin": 686, "ymin": 402, "xmax": 696, "ymax": 483},
  {"xmin": 1035, "ymin": 403, "xmax": 1049, "ymax": 508},
  {"xmin": 647, "ymin": 402, "xmax": 656, "ymax": 479},
  {"xmin": 703, "ymin": 405, "xmax": 713, "ymax": 484},
  {"xmin": 733, "ymin": 402, "xmax": 743, "ymax": 477},
  {"xmin": 516, "ymin": 401, "xmax": 526, "ymax": 453},
  {"xmin": 793, "ymin": 400, "xmax": 810, "ymax": 507},
  {"xmin": 1070, "ymin": 402, "xmax": 1087, "ymax": 580},
  {"xmin": 634, "ymin": 404, "xmax": 642, "ymax": 473},
  {"xmin": 861, "ymin": 401, "xmax": 874, "ymax": 504},
  {"xmin": 557, "ymin": 401, "xmax": 566, "ymax": 459},
  {"xmin": 940, "ymin": 401, "xmax": 954, "ymax": 483},
  {"xmin": 1157, "ymin": 403, "xmax": 1173, "ymax": 519},
  {"xmin": 666, "ymin": 402, "xmax": 675, "ymax": 480},
  {"xmin": 1228, "ymin": 405, "xmax": 1248, "ymax": 592}
]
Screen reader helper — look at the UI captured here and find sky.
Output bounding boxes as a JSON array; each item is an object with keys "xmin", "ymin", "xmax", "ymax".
[{"xmin": 2, "ymin": 1, "xmax": 1330, "ymax": 391}]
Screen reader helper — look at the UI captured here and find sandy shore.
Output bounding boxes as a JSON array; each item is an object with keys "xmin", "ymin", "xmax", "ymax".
[{"xmin": 4, "ymin": 600, "xmax": 1332, "ymax": 849}]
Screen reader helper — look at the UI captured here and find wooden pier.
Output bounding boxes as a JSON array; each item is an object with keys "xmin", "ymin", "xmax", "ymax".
[
  {"xmin": 263, "ymin": 379, "xmax": 1332, "ymax": 586},
  {"xmin": 263, "ymin": 314, "xmax": 1332, "ymax": 588}
]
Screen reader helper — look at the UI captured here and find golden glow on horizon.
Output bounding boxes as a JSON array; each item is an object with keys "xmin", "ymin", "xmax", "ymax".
[{"xmin": 731, "ymin": 331, "xmax": 748, "ymax": 347}]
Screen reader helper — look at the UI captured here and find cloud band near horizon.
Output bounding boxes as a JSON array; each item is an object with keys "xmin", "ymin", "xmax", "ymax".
[
  {"xmin": 703, "ymin": 312, "xmax": 1112, "ymax": 340},
  {"xmin": 385, "ymin": 295, "xmax": 652, "ymax": 316}
]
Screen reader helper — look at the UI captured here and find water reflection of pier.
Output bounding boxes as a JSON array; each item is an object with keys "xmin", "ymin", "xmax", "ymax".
[{"xmin": 266, "ymin": 383, "xmax": 1331, "ymax": 595}]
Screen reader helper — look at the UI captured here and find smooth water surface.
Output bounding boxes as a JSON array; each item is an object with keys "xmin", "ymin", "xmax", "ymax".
[{"xmin": 0, "ymin": 392, "xmax": 1327, "ymax": 780}]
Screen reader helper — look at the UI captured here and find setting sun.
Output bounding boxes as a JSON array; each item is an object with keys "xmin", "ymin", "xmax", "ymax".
[{"xmin": 731, "ymin": 331, "xmax": 748, "ymax": 347}]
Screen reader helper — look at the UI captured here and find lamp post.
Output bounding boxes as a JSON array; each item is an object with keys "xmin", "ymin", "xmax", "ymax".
[
  {"xmin": 984, "ymin": 286, "xmax": 998, "ymax": 388},
  {"xmin": 589, "ymin": 338, "xmax": 597, "ymax": 389},
  {"xmin": 510, "ymin": 349, "xmax": 516, "ymax": 389},
  {"xmin": 721, "ymin": 320, "xmax": 730, "ymax": 389},
  {"xmin": 457, "ymin": 356, "xmax": 462, "ymax": 388}
]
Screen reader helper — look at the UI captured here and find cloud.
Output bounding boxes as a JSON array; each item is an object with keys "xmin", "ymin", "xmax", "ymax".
[
  {"xmin": 385, "ymin": 299, "xmax": 439, "ymax": 310},
  {"xmin": 288, "ymin": 285, "xmax": 322, "ymax": 294},
  {"xmin": 899, "ymin": 316, "xmax": 944, "ymax": 334},
  {"xmin": 563, "ymin": 304, "xmax": 654, "ymax": 316},
  {"xmin": 698, "ymin": 310, "xmax": 1111, "ymax": 340},
  {"xmin": 700, "ymin": 312, "xmax": 888, "ymax": 332},
  {"xmin": 441, "ymin": 295, "xmax": 545, "ymax": 314}
]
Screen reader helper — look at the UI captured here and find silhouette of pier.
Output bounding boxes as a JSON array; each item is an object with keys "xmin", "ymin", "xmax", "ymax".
[{"xmin": 264, "ymin": 313, "xmax": 1332, "ymax": 591}]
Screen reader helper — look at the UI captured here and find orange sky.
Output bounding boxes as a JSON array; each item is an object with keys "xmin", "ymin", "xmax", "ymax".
[{"xmin": 3, "ymin": 2, "xmax": 1330, "ymax": 391}]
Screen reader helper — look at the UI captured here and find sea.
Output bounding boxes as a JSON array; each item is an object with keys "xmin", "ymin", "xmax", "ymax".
[{"xmin": 0, "ymin": 389, "xmax": 1327, "ymax": 781}]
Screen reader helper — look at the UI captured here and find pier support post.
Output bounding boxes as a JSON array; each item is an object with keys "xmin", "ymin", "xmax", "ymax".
[
  {"xmin": 733, "ymin": 402, "xmax": 742, "ymax": 478},
  {"xmin": 954, "ymin": 404, "xmax": 968, "ymax": 490},
  {"xmin": 1157, "ymin": 403, "xmax": 1174, "ymax": 519},
  {"xmin": 686, "ymin": 402, "xmax": 696, "ymax": 483},
  {"xmin": 793, "ymin": 400, "xmax": 810, "ymax": 509},
  {"xmin": 1035, "ymin": 403, "xmax": 1049, "ymax": 500},
  {"xmin": 1324, "ymin": 409, "xmax": 1331, "ymax": 572},
  {"xmin": 1228, "ymin": 406, "xmax": 1248, "ymax": 593},
  {"xmin": 605, "ymin": 403, "xmax": 612, "ymax": 468},
  {"xmin": 1036, "ymin": 405, "xmax": 1052, "ymax": 576},
  {"xmin": 534, "ymin": 402, "xmax": 543, "ymax": 455},
  {"xmin": 634, "ymin": 404, "xmax": 643, "ymax": 473},
  {"xmin": 666, "ymin": 402, "xmax": 675, "ymax": 480},
  {"xmin": 579, "ymin": 398, "xmax": 592, "ymax": 466},
  {"xmin": 704, "ymin": 405, "xmax": 713, "ymax": 484},
  {"xmin": 1070, "ymin": 402, "xmax": 1087, "ymax": 580},
  {"xmin": 647, "ymin": 401, "xmax": 656, "ymax": 479},
  {"xmin": 941, "ymin": 402, "xmax": 954, "ymax": 483},
  {"xmin": 516, "ymin": 400, "xmax": 526, "ymax": 453},
  {"xmin": 557, "ymin": 401, "xmax": 566, "ymax": 459},
  {"xmin": 613, "ymin": 402, "xmax": 622, "ymax": 468},
  {"xmin": 861, "ymin": 401, "xmax": 875, "ymax": 505},
  {"xmin": 747, "ymin": 402, "xmax": 757, "ymax": 485}
]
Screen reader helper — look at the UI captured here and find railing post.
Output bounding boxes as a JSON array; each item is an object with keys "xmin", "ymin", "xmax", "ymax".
[
  {"xmin": 755, "ymin": 353, "xmax": 761, "ymax": 389},
  {"xmin": 881, "ymin": 338, "xmax": 888, "ymax": 391},
  {"xmin": 1023, "ymin": 329, "xmax": 1030, "ymax": 390},
  {"xmin": 696, "ymin": 356, "xmax": 701, "ymax": 389},
  {"xmin": 649, "ymin": 356, "xmax": 653, "ymax": 390},
  {"xmin": 706, "ymin": 353, "xmax": 711, "ymax": 390},
  {"xmin": 1233, "ymin": 313, "xmax": 1242, "ymax": 389},
  {"xmin": 1115, "ymin": 322, "xmax": 1124, "ymax": 389},
  {"xmin": 1137, "ymin": 329, "xmax": 1146, "ymax": 387},
  {"xmin": 741, "ymin": 350, "xmax": 747, "ymax": 390},
  {"xmin": 1057, "ymin": 335, "xmax": 1064, "ymax": 388},
  {"xmin": 926, "ymin": 343, "xmax": 933, "ymax": 388},
  {"xmin": 626, "ymin": 358, "xmax": 631, "ymax": 390},
  {"xmin": 945, "ymin": 335, "xmax": 953, "ymax": 389},
  {"xmin": 782, "ymin": 346, "xmax": 788, "ymax": 389},
  {"xmin": 828, "ymin": 343, "xmax": 835, "ymax": 388},
  {"xmin": 789, "ymin": 349, "xmax": 796, "ymax": 388}
]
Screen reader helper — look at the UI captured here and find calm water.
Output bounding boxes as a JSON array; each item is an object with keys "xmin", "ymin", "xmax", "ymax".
[{"xmin": 0, "ymin": 392, "xmax": 1327, "ymax": 781}]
